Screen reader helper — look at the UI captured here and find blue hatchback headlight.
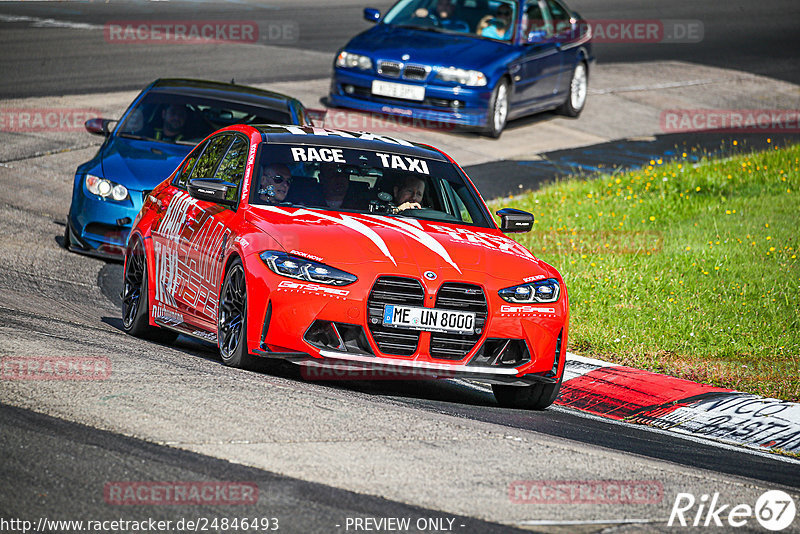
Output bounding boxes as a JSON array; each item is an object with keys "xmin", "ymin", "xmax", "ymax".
[
  {"xmin": 499, "ymin": 278, "xmax": 560, "ymax": 303},
  {"xmin": 86, "ymin": 174, "xmax": 129, "ymax": 201},
  {"xmin": 260, "ymin": 251, "xmax": 357, "ymax": 286}
]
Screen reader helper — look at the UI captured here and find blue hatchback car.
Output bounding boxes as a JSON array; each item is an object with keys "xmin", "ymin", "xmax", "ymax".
[
  {"xmin": 329, "ymin": 0, "xmax": 593, "ymax": 137},
  {"xmin": 66, "ymin": 78, "xmax": 311, "ymax": 259}
]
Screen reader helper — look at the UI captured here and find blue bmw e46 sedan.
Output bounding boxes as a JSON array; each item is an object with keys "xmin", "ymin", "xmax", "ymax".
[{"xmin": 329, "ymin": 0, "xmax": 593, "ymax": 137}]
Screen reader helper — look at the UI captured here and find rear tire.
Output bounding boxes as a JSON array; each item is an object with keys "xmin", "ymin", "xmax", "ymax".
[
  {"xmin": 556, "ymin": 61, "xmax": 588, "ymax": 118},
  {"xmin": 121, "ymin": 238, "xmax": 178, "ymax": 344},
  {"xmin": 218, "ymin": 258, "xmax": 255, "ymax": 369},
  {"xmin": 492, "ymin": 374, "xmax": 563, "ymax": 410}
]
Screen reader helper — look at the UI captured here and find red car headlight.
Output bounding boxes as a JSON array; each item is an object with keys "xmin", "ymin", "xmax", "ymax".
[
  {"xmin": 260, "ymin": 251, "xmax": 357, "ymax": 286},
  {"xmin": 498, "ymin": 278, "xmax": 560, "ymax": 303}
]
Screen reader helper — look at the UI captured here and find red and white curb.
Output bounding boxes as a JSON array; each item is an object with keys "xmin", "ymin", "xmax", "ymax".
[{"xmin": 557, "ymin": 354, "xmax": 800, "ymax": 455}]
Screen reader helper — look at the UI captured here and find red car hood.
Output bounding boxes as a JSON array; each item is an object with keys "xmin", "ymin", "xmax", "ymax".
[{"xmin": 245, "ymin": 206, "xmax": 553, "ymax": 284}]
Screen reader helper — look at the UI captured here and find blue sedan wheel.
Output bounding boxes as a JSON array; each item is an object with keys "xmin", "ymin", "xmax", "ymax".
[
  {"xmin": 557, "ymin": 62, "xmax": 588, "ymax": 117},
  {"xmin": 483, "ymin": 79, "xmax": 509, "ymax": 138}
]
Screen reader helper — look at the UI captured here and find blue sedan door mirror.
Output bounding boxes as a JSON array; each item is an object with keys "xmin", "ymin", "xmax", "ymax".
[
  {"xmin": 363, "ymin": 8, "xmax": 381, "ymax": 23},
  {"xmin": 85, "ymin": 118, "xmax": 116, "ymax": 137}
]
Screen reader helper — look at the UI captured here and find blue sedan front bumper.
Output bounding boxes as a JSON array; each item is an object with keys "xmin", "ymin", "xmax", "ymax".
[
  {"xmin": 67, "ymin": 176, "xmax": 146, "ymax": 260},
  {"xmin": 329, "ymin": 68, "xmax": 493, "ymax": 129}
]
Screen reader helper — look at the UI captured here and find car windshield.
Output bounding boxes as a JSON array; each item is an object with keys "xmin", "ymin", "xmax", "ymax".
[
  {"xmin": 249, "ymin": 143, "xmax": 493, "ymax": 228},
  {"xmin": 383, "ymin": 0, "xmax": 517, "ymax": 42},
  {"xmin": 115, "ymin": 92, "xmax": 292, "ymax": 146}
]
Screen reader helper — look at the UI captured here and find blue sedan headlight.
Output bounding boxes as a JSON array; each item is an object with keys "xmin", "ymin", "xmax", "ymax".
[
  {"xmin": 499, "ymin": 278, "xmax": 560, "ymax": 303},
  {"xmin": 435, "ymin": 67, "xmax": 487, "ymax": 86},
  {"xmin": 260, "ymin": 251, "xmax": 357, "ymax": 286},
  {"xmin": 86, "ymin": 174, "xmax": 129, "ymax": 201},
  {"xmin": 336, "ymin": 51, "xmax": 373, "ymax": 71}
]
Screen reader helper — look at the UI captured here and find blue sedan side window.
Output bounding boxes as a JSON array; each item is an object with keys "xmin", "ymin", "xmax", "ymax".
[{"xmin": 545, "ymin": 0, "xmax": 572, "ymax": 34}]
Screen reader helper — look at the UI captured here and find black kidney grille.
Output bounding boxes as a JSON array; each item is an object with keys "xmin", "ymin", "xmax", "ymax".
[
  {"xmin": 377, "ymin": 61, "xmax": 402, "ymax": 78},
  {"xmin": 367, "ymin": 276, "xmax": 425, "ymax": 356},
  {"xmin": 430, "ymin": 283, "xmax": 487, "ymax": 360},
  {"xmin": 403, "ymin": 64, "xmax": 429, "ymax": 81}
]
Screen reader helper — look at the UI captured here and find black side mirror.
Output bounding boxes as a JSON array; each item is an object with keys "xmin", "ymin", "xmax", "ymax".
[
  {"xmin": 363, "ymin": 8, "xmax": 381, "ymax": 23},
  {"xmin": 84, "ymin": 118, "xmax": 115, "ymax": 136},
  {"xmin": 496, "ymin": 208, "xmax": 534, "ymax": 233},
  {"xmin": 188, "ymin": 179, "xmax": 238, "ymax": 207}
]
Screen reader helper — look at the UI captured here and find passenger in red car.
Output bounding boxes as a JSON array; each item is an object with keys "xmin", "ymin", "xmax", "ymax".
[{"xmin": 257, "ymin": 164, "xmax": 292, "ymax": 204}]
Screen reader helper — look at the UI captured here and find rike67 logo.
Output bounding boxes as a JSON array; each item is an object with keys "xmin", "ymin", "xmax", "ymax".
[{"xmin": 668, "ymin": 490, "xmax": 796, "ymax": 531}]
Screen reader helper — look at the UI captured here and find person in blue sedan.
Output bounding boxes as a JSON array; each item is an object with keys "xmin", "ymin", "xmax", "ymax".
[
  {"xmin": 477, "ymin": 3, "xmax": 513, "ymax": 40},
  {"xmin": 413, "ymin": 0, "xmax": 470, "ymax": 32},
  {"xmin": 151, "ymin": 104, "xmax": 188, "ymax": 143}
]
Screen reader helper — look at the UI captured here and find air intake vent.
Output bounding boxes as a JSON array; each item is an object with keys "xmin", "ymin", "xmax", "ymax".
[
  {"xmin": 430, "ymin": 283, "xmax": 487, "ymax": 360},
  {"xmin": 367, "ymin": 276, "xmax": 425, "ymax": 355}
]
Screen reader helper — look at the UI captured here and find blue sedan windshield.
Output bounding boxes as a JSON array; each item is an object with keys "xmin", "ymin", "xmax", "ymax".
[
  {"xmin": 383, "ymin": 0, "xmax": 517, "ymax": 41},
  {"xmin": 116, "ymin": 92, "xmax": 293, "ymax": 146}
]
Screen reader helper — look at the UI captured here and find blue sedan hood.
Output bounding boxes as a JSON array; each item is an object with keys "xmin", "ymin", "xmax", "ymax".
[
  {"xmin": 347, "ymin": 25, "xmax": 512, "ymax": 71},
  {"xmin": 99, "ymin": 137, "xmax": 192, "ymax": 191}
]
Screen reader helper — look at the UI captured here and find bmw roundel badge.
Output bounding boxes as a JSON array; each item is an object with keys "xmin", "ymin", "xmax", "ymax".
[{"xmin": 424, "ymin": 271, "xmax": 437, "ymax": 280}]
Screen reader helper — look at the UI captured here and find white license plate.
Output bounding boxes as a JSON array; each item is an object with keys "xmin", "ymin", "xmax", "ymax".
[
  {"xmin": 382, "ymin": 305, "xmax": 476, "ymax": 334},
  {"xmin": 371, "ymin": 80, "xmax": 425, "ymax": 101}
]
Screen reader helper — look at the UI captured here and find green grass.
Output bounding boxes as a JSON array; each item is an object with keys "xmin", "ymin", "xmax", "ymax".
[{"xmin": 490, "ymin": 143, "xmax": 800, "ymax": 402}]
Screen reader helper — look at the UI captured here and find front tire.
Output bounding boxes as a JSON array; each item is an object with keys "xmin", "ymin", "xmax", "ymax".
[
  {"xmin": 63, "ymin": 219, "xmax": 72, "ymax": 251},
  {"xmin": 121, "ymin": 238, "xmax": 178, "ymax": 343},
  {"xmin": 556, "ymin": 61, "xmax": 588, "ymax": 117},
  {"xmin": 218, "ymin": 258, "xmax": 254, "ymax": 369},
  {"xmin": 482, "ymin": 78, "xmax": 509, "ymax": 138},
  {"xmin": 492, "ymin": 374, "xmax": 563, "ymax": 410}
]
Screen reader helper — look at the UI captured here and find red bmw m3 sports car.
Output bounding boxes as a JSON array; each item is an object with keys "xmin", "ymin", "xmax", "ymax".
[{"xmin": 122, "ymin": 124, "xmax": 569, "ymax": 409}]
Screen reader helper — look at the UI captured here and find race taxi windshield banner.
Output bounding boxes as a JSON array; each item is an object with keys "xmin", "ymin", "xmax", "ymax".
[{"xmin": 246, "ymin": 143, "xmax": 492, "ymax": 228}]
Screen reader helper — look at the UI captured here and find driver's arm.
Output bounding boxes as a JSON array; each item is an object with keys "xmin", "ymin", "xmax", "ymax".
[{"xmin": 394, "ymin": 201, "xmax": 422, "ymax": 212}]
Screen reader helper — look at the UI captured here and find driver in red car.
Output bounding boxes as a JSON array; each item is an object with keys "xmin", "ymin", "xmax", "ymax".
[{"xmin": 393, "ymin": 175, "xmax": 425, "ymax": 212}]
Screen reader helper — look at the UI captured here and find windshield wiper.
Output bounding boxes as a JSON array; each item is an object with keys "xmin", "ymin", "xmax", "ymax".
[
  {"xmin": 118, "ymin": 133, "xmax": 147, "ymax": 141},
  {"xmin": 395, "ymin": 24, "xmax": 445, "ymax": 33}
]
